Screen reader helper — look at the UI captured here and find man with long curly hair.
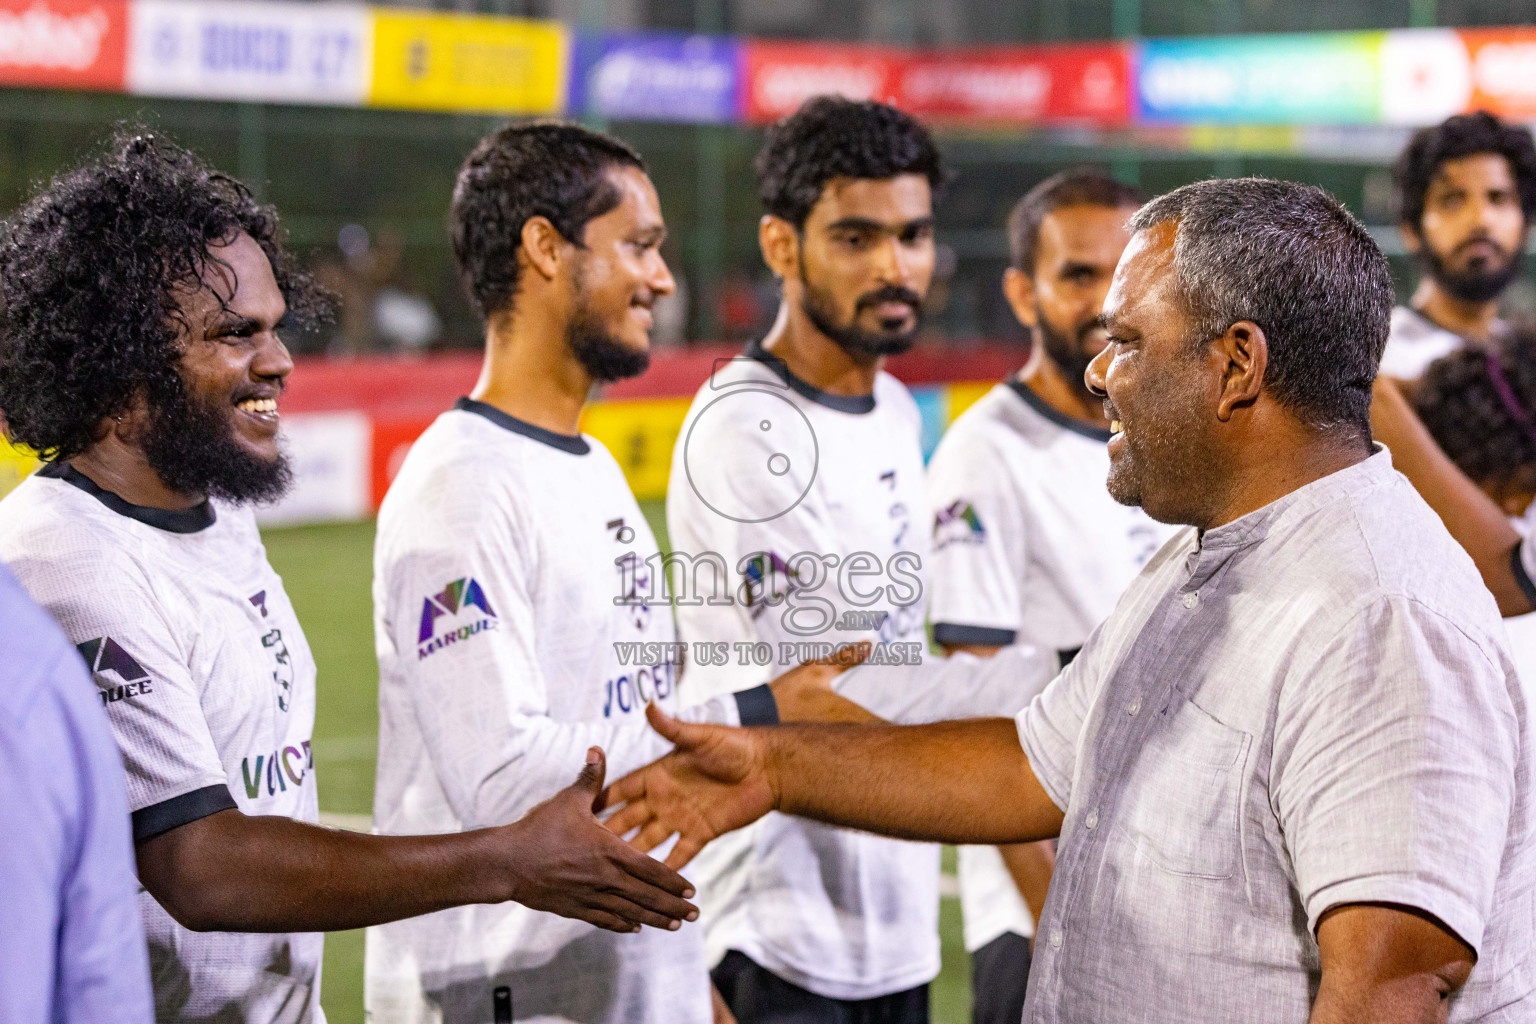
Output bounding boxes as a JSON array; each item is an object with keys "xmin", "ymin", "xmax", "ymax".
[{"xmin": 0, "ymin": 132, "xmax": 700, "ymax": 1024}]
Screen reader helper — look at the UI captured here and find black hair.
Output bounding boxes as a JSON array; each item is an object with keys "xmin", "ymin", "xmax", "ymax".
[
  {"xmin": 1394, "ymin": 111, "xmax": 1536, "ymax": 232},
  {"xmin": 449, "ymin": 121, "xmax": 646, "ymax": 321},
  {"xmin": 0, "ymin": 129, "xmax": 328, "ymax": 462},
  {"xmin": 754, "ymin": 96, "xmax": 947, "ymax": 228},
  {"xmin": 1128, "ymin": 177, "xmax": 1394, "ymax": 438},
  {"xmin": 1414, "ymin": 328, "xmax": 1536, "ymax": 498},
  {"xmin": 1008, "ymin": 168, "xmax": 1144, "ymax": 273}
]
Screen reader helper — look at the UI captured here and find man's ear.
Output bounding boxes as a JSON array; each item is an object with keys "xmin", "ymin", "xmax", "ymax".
[
  {"xmin": 759, "ymin": 215, "xmax": 799, "ymax": 281},
  {"xmin": 1002, "ymin": 267, "xmax": 1039, "ymax": 329},
  {"xmin": 1214, "ymin": 320, "xmax": 1267, "ymax": 422},
  {"xmin": 520, "ymin": 215, "xmax": 567, "ymax": 282},
  {"xmin": 1398, "ymin": 222, "xmax": 1423, "ymax": 257}
]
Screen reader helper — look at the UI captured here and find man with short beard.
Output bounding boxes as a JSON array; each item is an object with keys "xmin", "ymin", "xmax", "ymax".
[
  {"xmin": 664, "ymin": 96, "xmax": 1047, "ymax": 1024},
  {"xmin": 0, "ymin": 133, "xmax": 705, "ymax": 1024},
  {"xmin": 368, "ymin": 123, "xmax": 858, "ymax": 1024},
  {"xmin": 925, "ymin": 170, "xmax": 1177, "ymax": 1024},
  {"xmin": 615, "ymin": 177, "xmax": 1536, "ymax": 1024},
  {"xmin": 1381, "ymin": 111, "xmax": 1536, "ymax": 382}
]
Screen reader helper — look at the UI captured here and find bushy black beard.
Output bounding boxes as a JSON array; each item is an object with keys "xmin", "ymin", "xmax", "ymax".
[
  {"xmin": 801, "ymin": 277, "xmax": 923, "ymax": 358},
  {"xmin": 141, "ymin": 379, "xmax": 292, "ymax": 505},
  {"xmin": 569, "ymin": 309, "xmax": 651, "ymax": 383},
  {"xmin": 1035, "ymin": 311, "xmax": 1098, "ymax": 401},
  {"xmin": 567, "ymin": 259, "xmax": 652, "ymax": 384},
  {"xmin": 1423, "ymin": 244, "xmax": 1525, "ymax": 305}
]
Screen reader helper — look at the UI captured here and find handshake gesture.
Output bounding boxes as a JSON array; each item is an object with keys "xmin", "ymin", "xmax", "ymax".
[{"xmin": 602, "ymin": 704, "xmax": 782, "ymax": 869}]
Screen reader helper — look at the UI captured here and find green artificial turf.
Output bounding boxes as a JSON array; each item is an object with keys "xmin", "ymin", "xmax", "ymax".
[{"xmin": 262, "ymin": 504, "xmax": 972, "ymax": 1024}]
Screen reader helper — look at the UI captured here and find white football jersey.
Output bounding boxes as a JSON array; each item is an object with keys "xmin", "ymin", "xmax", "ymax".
[
  {"xmin": 1379, "ymin": 305, "xmax": 1466, "ymax": 381},
  {"xmin": 368, "ymin": 399, "xmax": 765, "ymax": 1024},
  {"xmin": 926, "ymin": 380, "xmax": 1178, "ymax": 952},
  {"xmin": 0, "ymin": 463, "xmax": 324, "ymax": 1024},
  {"xmin": 666, "ymin": 347, "xmax": 942, "ymax": 1000}
]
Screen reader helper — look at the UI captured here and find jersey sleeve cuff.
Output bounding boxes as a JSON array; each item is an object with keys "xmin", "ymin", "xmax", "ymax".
[
  {"xmin": 733, "ymin": 684, "xmax": 779, "ymax": 727},
  {"xmin": 932, "ymin": 623, "xmax": 1017, "ymax": 648},
  {"xmin": 1511, "ymin": 542, "xmax": 1536, "ymax": 608},
  {"xmin": 132, "ymin": 784, "xmax": 238, "ymax": 843}
]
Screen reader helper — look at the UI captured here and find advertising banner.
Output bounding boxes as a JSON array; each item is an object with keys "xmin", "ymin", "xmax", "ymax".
[
  {"xmin": 740, "ymin": 40, "xmax": 904, "ymax": 124},
  {"xmin": 127, "ymin": 0, "xmax": 368, "ymax": 104},
  {"xmin": 571, "ymin": 31, "xmax": 739, "ymax": 123},
  {"xmin": 1136, "ymin": 32, "xmax": 1382, "ymax": 124},
  {"xmin": 0, "ymin": 0, "xmax": 126, "ymax": 91},
  {"xmin": 369, "ymin": 9, "xmax": 565, "ymax": 115},
  {"xmin": 1463, "ymin": 27, "xmax": 1536, "ymax": 123},
  {"xmin": 254, "ymin": 411, "xmax": 372, "ymax": 527},
  {"xmin": 1379, "ymin": 29, "xmax": 1472, "ymax": 125},
  {"xmin": 898, "ymin": 43, "xmax": 1129, "ymax": 125}
]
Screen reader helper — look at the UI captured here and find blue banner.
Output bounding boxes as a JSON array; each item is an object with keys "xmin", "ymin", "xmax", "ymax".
[{"xmin": 571, "ymin": 31, "xmax": 741, "ymax": 123}]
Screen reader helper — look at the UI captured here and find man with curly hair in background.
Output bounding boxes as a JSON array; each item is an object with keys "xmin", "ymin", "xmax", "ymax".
[
  {"xmin": 0, "ymin": 132, "xmax": 701, "ymax": 1024},
  {"xmin": 1381, "ymin": 111, "xmax": 1536, "ymax": 383}
]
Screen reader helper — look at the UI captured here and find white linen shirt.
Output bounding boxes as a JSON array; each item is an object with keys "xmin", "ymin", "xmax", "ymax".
[{"xmin": 1016, "ymin": 448, "xmax": 1534, "ymax": 1023}]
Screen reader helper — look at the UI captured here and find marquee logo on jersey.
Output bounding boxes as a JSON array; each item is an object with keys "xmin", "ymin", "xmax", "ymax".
[
  {"xmin": 933, "ymin": 500, "xmax": 986, "ymax": 549},
  {"xmin": 741, "ymin": 550, "xmax": 810, "ymax": 618},
  {"xmin": 417, "ymin": 576, "xmax": 499, "ymax": 658},
  {"xmin": 75, "ymin": 636, "xmax": 155, "ymax": 706}
]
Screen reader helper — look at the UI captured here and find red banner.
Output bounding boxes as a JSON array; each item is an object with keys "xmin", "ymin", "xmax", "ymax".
[
  {"xmin": 898, "ymin": 44, "xmax": 1130, "ymax": 125},
  {"xmin": 0, "ymin": 0, "xmax": 126, "ymax": 90},
  {"xmin": 1462, "ymin": 28, "xmax": 1536, "ymax": 122},
  {"xmin": 740, "ymin": 40, "xmax": 905, "ymax": 124}
]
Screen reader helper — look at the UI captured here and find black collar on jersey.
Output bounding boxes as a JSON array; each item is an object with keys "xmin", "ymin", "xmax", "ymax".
[
  {"xmin": 1006, "ymin": 378, "xmax": 1114, "ymax": 443},
  {"xmin": 744, "ymin": 339, "xmax": 877, "ymax": 415},
  {"xmin": 454, "ymin": 396, "xmax": 591, "ymax": 455},
  {"xmin": 37, "ymin": 462, "xmax": 217, "ymax": 533}
]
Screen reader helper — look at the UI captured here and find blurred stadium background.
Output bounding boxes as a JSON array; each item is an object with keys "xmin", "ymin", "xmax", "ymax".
[{"xmin": 1, "ymin": 0, "xmax": 1534, "ymax": 1019}]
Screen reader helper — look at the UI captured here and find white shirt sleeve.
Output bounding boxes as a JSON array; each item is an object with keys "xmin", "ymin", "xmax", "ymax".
[
  {"xmin": 926, "ymin": 432, "xmax": 1026, "ymax": 648},
  {"xmin": 1273, "ymin": 595, "xmax": 1518, "ymax": 953},
  {"xmin": 381, "ymin": 495, "xmax": 749, "ymax": 831},
  {"xmin": 1014, "ymin": 622, "xmax": 1109, "ymax": 813},
  {"xmin": 834, "ymin": 645, "xmax": 1060, "ymax": 725},
  {"xmin": 10, "ymin": 545, "xmax": 233, "ymax": 838}
]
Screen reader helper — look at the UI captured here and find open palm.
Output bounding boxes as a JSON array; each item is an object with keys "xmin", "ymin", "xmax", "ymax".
[{"xmin": 602, "ymin": 704, "xmax": 779, "ymax": 870}]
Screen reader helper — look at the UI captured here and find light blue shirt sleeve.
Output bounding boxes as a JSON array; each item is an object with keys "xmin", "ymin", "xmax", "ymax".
[{"xmin": 0, "ymin": 565, "xmax": 153, "ymax": 1024}]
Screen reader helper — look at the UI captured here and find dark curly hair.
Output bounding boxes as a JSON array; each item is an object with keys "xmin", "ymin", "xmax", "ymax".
[
  {"xmin": 1393, "ymin": 111, "xmax": 1536, "ymax": 233},
  {"xmin": 755, "ymin": 96, "xmax": 947, "ymax": 228},
  {"xmin": 1414, "ymin": 328, "xmax": 1536, "ymax": 500},
  {"xmin": 0, "ymin": 130, "xmax": 328, "ymax": 462},
  {"xmin": 450, "ymin": 121, "xmax": 646, "ymax": 322}
]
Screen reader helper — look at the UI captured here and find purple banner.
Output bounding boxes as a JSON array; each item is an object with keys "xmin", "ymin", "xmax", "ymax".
[{"xmin": 571, "ymin": 31, "xmax": 741, "ymax": 123}]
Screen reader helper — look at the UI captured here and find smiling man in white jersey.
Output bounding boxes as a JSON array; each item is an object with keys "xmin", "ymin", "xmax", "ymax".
[
  {"xmin": 0, "ymin": 133, "xmax": 700, "ymax": 1024},
  {"xmin": 926, "ymin": 170, "xmax": 1178, "ymax": 1024},
  {"xmin": 368, "ymin": 122, "xmax": 861, "ymax": 1024},
  {"xmin": 669, "ymin": 96, "xmax": 969, "ymax": 1024}
]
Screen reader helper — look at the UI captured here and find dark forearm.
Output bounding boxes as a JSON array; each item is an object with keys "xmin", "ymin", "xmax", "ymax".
[
  {"xmin": 138, "ymin": 810, "xmax": 508, "ymax": 932},
  {"xmin": 766, "ymin": 718, "xmax": 1063, "ymax": 844},
  {"xmin": 1372, "ymin": 379, "xmax": 1529, "ymax": 615}
]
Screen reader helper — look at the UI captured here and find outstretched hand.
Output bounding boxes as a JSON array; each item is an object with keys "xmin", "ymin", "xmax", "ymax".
[
  {"xmin": 495, "ymin": 746, "xmax": 700, "ymax": 933},
  {"xmin": 601, "ymin": 705, "xmax": 779, "ymax": 870}
]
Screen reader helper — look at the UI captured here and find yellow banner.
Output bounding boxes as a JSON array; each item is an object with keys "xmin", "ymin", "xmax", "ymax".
[
  {"xmin": 369, "ymin": 10, "xmax": 567, "ymax": 115},
  {"xmin": 0, "ymin": 439, "xmax": 39, "ymax": 502},
  {"xmin": 580, "ymin": 397, "xmax": 692, "ymax": 503}
]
